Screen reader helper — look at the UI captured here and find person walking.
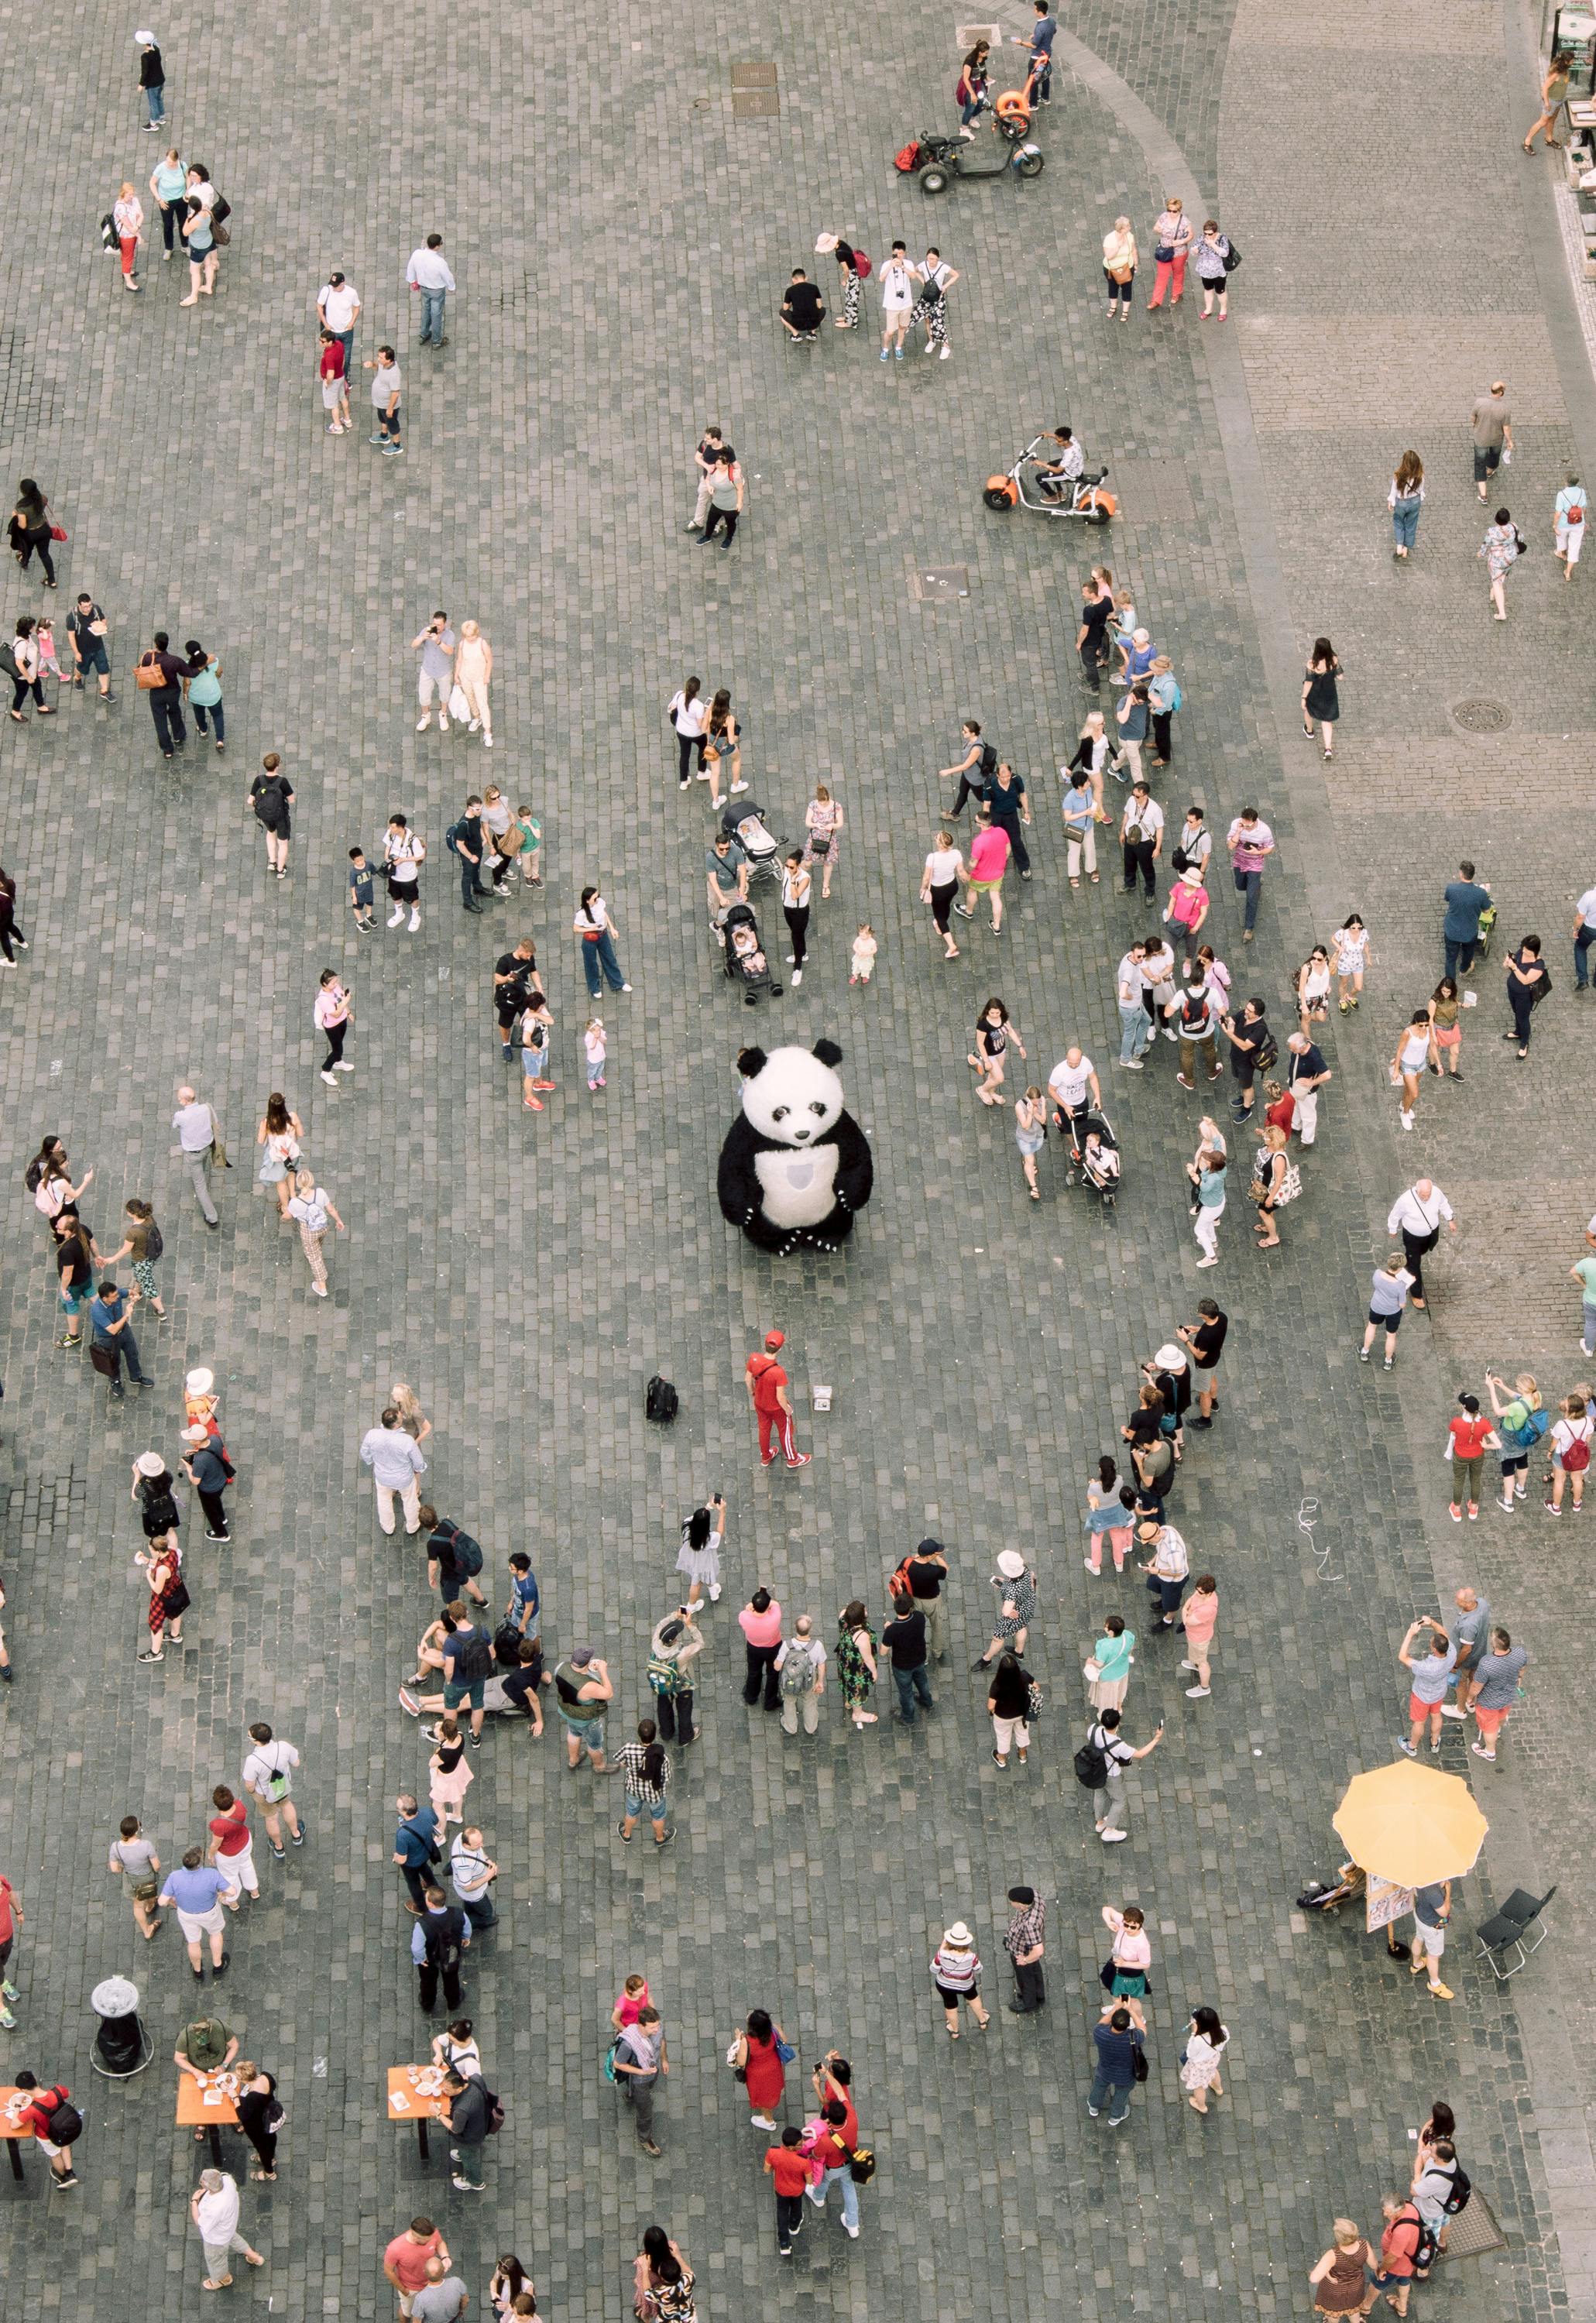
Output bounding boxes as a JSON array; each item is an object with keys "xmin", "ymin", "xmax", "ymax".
[
  {"xmin": 1360, "ymin": 1254, "xmax": 1416, "ymax": 1371},
  {"xmin": 973, "ymin": 1549, "xmax": 1036, "ymax": 1668},
  {"xmin": 1470, "ymin": 382, "xmax": 1512, "ymax": 499},
  {"xmin": 1014, "ymin": 1086, "xmax": 1047, "ymax": 1199},
  {"xmin": 249, "ymin": 753, "xmax": 294, "ymax": 877},
  {"xmin": 1390, "ymin": 1009, "xmax": 1435, "ymax": 1136},
  {"xmin": 699, "ymin": 448, "xmax": 743, "ymax": 548},
  {"xmin": 744, "ymin": 1329, "xmax": 810, "ymax": 1468},
  {"xmin": 1082, "ymin": 1706, "xmax": 1162, "ymax": 1842},
  {"xmin": 1088, "ymin": 2007, "xmax": 1144, "ymax": 2125},
  {"xmin": 616, "ymin": 1721, "xmax": 673, "ymax": 1847},
  {"xmin": 1427, "ymin": 977, "xmax": 1463, "ymax": 1080},
  {"xmin": 667, "ymin": 676, "xmax": 708, "ymax": 786},
  {"xmin": 191, "ymin": 2170, "xmax": 264, "ymax": 2289},
  {"xmin": 1504, "ymin": 932, "xmax": 1550, "ymax": 1055},
  {"xmin": 615, "ymin": 2006, "xmax": 668, "ymax": 2157},
  {"xmin": 765, "ymin": 2126, "xmax": 811, "ymax": 2257},
  {"xmin": 920, "ymin": 829, "xmax": 964, "ymax": 959},
  {"xmin": 1179, "ymin": 1574, "xmax": 1219, "ymax": 1697},
  {"xmin": 801, "ymin": 784, "xmax": 843, "ymax": 899},
  {"xmin": 835, "ymin": 1601, "xmax": 878, "ymax": 1728},
  {"xmin": 1224, "ymin": 808, "xmax": 1273, "ymax": 942},
  {"xmin": 255, "ymin": 1091, "xmax": 303, "ymax": 1220},
  {"xmin": 179, "ymin": 639, "xmax": 225, "ymax": 750},
  {"xmin": 929, "ymin": 1922, "xmax": 990, "ymax": 2036},
  {"xmin": 314, "ymin": 970, "xmax": 354, "ymax": 1089},
  {"xmin": 407, "ymin": 234, "xmax": 456, "ymax": 346},
  {"xmin": 65, "ymin": 592, "xmax": 114, "ymax": 700},
  {"xmin": 136, "ymin": 629, "xmax": 187, "ymax": 754},
  {"xmin": 449, "ymin": 1827, "xmax": 498, "ymax": 1931},
  {"xmin": 775, "ymin": 1615, "xmax": 826, "ymax": 1736},
  {"xmin": 108, "ymin": 1815, "xmax": 163, "ymax": 1942},
  {"xmin": 1526, "ymin": 48, "xmax": 1575, "ymax": 148},
  {"xmin": 9, "ymin": 480, "xmax": 58, "ymax": 590},
  {"xmin": 452, "ymin": 621, "xmax": 493, "ymax": 744},
  {"xmin": 779, "ymin": 851, "xmax": 812, "ymax": 987},
  {"xmin": 1386, "ymin": 1178, "xmax": 1455, "ymax": 1309},
  {"xmin": 360, "ymin": 1405, "xmax": 428, "ymax": 1536},
  {"xmin": 242, "ymin": 1723, "xmax": 303, "ymax": 1860},
  {"xmin": 1102, "ymin": 215, "xmax": 1137, "ymax": 317},
  {"xmin": 207, "ymin": 1785, "xmax": 260, "ymax": 1905},
  {"xmin": 1481, "ymin": 504, "xmax": 1526, "ymax": 618},
  {"xmin": 986, "ymin": 1649, "xmax": 1034, "ymax": 1768},
  {"xmin": 1301, "ymin": 639, "xmax": 1342, "ymax": 759},
  {"xmin": 1554, "ymin": 471, "xmax": 1587, "ymax": 578},
  {"xmin": 729, "ymin": 2008, "xmax": 788, "ymax": 2130},
  {"xmin": 1388, "ymin": 451, "xmax": 1425, "ymax": 559},
  {"xmin": 985, "ymin": 760, "xmax": 1033, "ymax": 878}
]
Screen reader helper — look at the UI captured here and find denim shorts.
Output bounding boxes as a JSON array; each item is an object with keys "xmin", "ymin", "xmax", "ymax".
[
  {"xmin": 624, "ymin": 1792, "xmax": 663, "ymax": 1821},
  {"xmin": 75, "ymin": 642, "xmax": 110, "ymax": 676},
  {"xmin": 558, "ymin": 1707, "xmax": 605, "ymax": 1750},
  {"xmin": 444, "ymin": 1676, "xmax": 486, "ymax": 1711}
]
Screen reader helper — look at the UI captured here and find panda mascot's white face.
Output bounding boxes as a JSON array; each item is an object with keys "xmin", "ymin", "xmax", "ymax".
[{"xmin": 740, "ymin": 1045, "xmax": 846, "ymax": 1230}]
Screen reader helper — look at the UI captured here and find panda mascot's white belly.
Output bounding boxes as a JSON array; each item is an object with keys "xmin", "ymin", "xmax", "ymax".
[{"xmin": 754, "ymin": 1142, "xmax": 841, "ymax": 1228}]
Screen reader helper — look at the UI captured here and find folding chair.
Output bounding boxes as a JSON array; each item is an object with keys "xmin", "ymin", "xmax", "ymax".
[{"xmin": 1475, "ymin": 1885, "xmax": 1556, "ymax": 1979}]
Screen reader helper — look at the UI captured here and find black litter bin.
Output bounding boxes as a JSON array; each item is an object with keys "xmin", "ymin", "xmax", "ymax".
[{"xmin": 91, "ymin": 1975, "xmax": 152, "ymax": 2078}]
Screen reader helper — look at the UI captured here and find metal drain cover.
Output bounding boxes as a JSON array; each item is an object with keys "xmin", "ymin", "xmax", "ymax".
[
  {"xmin": 1451, "ymin": 698, "xmax": 1511, "ymax": 733},
  {"xmin": 911, "ymin": 566, "xmax": 970, "ymax": 601}
]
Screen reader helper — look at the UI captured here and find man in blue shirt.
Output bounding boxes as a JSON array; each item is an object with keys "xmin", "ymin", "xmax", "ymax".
[
  {"xmin": 1089, "ymin": 2006, "xmax": 1144, "ymax": 2125},
  {"xmin": 1015, "ymin": 0, "xmax": 1056, "ymax": 103},
  {"xmin": 1441, "ymin": 860, "xmax": 1491, "ymax": 979},
  {"xmin": 89, "ymin": 1279, "xmax": 153, "ymax": 1398},
  {"xmin": 392, "ymin": 1793, "xmax": 441, "ymax": 1915},
  {"xmin": 506, "ymin": 1554, "xmax": 540, "ymax": 1637},
  {"xmin": 410, "ymin": 1886, "xmax": 470, "ymax": 2014},
  {"xmin": 158, "ymin": 1848, "xmax": 236, "ymax": 1978}
]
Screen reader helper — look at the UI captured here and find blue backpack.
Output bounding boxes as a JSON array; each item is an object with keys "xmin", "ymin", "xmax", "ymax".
[{"xmin": 1502, "ymin": 1402, "xmax": 1550, "ymax": 1453}]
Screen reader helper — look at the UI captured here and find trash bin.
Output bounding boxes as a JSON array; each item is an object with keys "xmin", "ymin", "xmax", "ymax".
[{"xmin": 90, "ymin": 1975, "xmax": 151, "ymax": 2078}]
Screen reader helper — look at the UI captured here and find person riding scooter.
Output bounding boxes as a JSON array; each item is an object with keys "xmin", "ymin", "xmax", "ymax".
[{"xmin": 1035, "ymin": 425, "xmax": 1086, "ymax": 503}]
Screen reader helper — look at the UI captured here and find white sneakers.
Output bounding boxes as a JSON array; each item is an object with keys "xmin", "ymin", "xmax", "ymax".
[
  {"xmin": 387, "ymin": 906, "xmax": 404, "ymax": 926},
  {"xmin": 416, "ymin": 715, "xmax": 431, "ymax": 731},
  {"xmin": 408, "ymin": 909, "xmax": 420, "ymax": 932}
]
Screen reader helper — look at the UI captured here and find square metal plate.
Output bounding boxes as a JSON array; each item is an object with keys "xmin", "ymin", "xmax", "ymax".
[
  {"xmin": 731, "ymin": 86, "xmax": 781, "ymax": 115},
  {"xmin": 911, "ymin": 565, "xmax": 970, "ymax": 601},
  {"xmin": 731, "ymin": 60, "xmax": 778, "ymax": 85}
]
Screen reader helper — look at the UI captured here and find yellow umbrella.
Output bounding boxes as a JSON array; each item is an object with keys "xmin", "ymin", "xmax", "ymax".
[{"xmin": 1332, "ymin": 1759, "xmax": 1489, "ymax": 1889}]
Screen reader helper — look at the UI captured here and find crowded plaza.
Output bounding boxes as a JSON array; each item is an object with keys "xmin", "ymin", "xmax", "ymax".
[{"xmin": 0, "ymin": 4, "xmax": 1590, "ymax": 2321}]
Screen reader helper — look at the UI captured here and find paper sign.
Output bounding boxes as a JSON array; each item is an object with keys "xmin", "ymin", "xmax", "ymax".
[
  {"xmin": 390, "ymin": 2091, "xmax": 410, "ymax": 2114},
  {"xmin": 1366, "ymin": 1875, "xmax": 1415, "ymax": 1934}
]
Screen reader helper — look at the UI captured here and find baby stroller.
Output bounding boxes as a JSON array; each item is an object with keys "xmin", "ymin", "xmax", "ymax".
[
  {"xmin": 722, "ymin": 899, "xmax": 782, "ymax": 1007},
  {"xmin": 722, "ymin": 802, "xmax": 784, "ymax": 887},
  {"xmin": 1067, "ymin": 1107, "xmax": 1121, "ymax": 1210}
]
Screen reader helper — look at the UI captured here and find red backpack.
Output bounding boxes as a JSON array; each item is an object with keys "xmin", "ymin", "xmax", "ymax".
[
  {"xmin": 894, "ymin": 142, "xmax": 922, "ymax": 173},
  {"xmin": 853, "ymin": 248, "xmax": 872, "ymax": 279}
]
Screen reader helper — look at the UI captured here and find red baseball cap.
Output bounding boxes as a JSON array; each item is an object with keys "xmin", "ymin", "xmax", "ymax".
[{"xmin": 764, "ymin": 1330, "xmax": 786, "ymax": 1350}]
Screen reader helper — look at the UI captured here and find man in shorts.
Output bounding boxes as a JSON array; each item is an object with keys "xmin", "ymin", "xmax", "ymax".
[
  {"xmin": 1468, "ymin": 381, "xmax": 1512, "ymax": 500},
  {"xmin": 383, "ymin": 2218, "xmax": 448, "ymax": 2319},
  {"xmin": 242, "ymin": 1720, "xmax": 304, "ymax": 1860},
  {"xmin": 66, "ymin": 593, "xmax": 115, "ymax": 701},
  {"xmin": 955, "ymin": 805, "xmax": 1011, "ymax": 932},
  {"xmin": 878, "ymin": 239, "xmax": 915, "ymax": 359},
  {"xmin": 1397, "ymin": 1615, "xmax": 1456, "ymax": 1759},
  {"xmin": 551, "ymin": 1645, "xmax": 613, "ymax": 1771},
  {"xmin": 1176, "ymin": 1297, "xmax": 1227, "ymax": 1427},
  {"xmin": 158, "ymin": 1847, "xmax": 237, "ymax": 1979},
  {"xmin": 1407, "ymin": 1879, "xmax": 1454, "ymax": 2000},
  {"xmin": 440, "ymin": 1605, "xmax": 493, "ymax": 1743}
]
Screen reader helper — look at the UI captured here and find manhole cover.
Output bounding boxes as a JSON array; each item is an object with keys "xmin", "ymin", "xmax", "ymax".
[
  {"xmin": 911, "ymin": 566, "xmax": 970, "ymax": 601},
  {"xmin": 1452, "ymin": 698, "xmax": 1511, "ymax": 733},
  {"xmin": 731, "ymin": 87, "xmax": 781, "ymax": 116}
]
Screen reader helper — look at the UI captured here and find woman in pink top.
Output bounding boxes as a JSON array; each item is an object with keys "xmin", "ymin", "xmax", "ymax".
[
  {"xmin": 738, "ymin": 1586, "xmax": 784, "ymax": 1711},
  {"xmin": 1180, "ymin": 1573, "xmax": 1218, "ymax": 1698},
  {"xmin": 611, "ymin": 1973, "xmax": 651, "ymax": 2031},
  {"xmin": 1101, "ymin": 1903, "xmax": 1152, "ymax": 2026}
]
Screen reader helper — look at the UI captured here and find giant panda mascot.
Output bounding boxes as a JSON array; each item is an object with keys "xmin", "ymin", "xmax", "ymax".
[{"xmin": 717, "ymin": 1039, "xmax": 874, "ymax": 1255}]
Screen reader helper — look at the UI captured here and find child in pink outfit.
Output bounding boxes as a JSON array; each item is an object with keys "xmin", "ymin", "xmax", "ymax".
[{"xmin": 584, "ymin": 1019, "xmax": 606, "ymax": 1090}]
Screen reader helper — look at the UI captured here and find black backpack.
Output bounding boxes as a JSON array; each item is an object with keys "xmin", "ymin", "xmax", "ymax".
[
  {"xmin": 46, "ymin": 2098, "xmax": 83, "ymax": 2146},
  {"xmin": 424, "ymin": 1910, "xmax": 467, "ymax": 1971},
  {"xmin": 646, "ymin": 1376, "xmax": 678, "ymax": 1424},
  {"xmin": 450, "ymin": 1630, "xmax": 493, "ymax": 1683},
  {"xmin": 1440, "ymin": 2163, "xmax": 1472, "ymax": 2216},
  {"xmin": 144, "ymin": 1220, "xmax": 164, "ymax": 1260},
  {"xmin": 1252, "ymin": 1027, "xmax": 1279, "ymax": 1073},
  {"xmin": 23, "ymin": 1155, "xmax": 45, "ymax": 1192},
  {"xmin": 979, "ymin": 741, "xmax": 999, "ymax": 780},
  {"xmin": 1073, "ymin": 1731, "xmax": 1109, "ymax": 1789},
  {"xmin": 444, "ymin": 818, "xmax": 465, "ymax": 854},
  {"xmin": 493, "ymin": 1620, "xmax": 525, "ymax": 1666},
  {"xmin": 479, "ymin": 2081, "xmax": 506, "ymax": 2135}
]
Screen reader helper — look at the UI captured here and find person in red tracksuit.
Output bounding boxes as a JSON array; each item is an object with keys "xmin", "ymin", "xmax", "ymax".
[{"xmin": 745, "ymin": 1330, "xmax": 811, "ymax": 1470}]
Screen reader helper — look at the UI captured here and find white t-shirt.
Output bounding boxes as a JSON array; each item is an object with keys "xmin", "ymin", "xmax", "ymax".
[
  {"xmin": 243, "ymin": 1739, "xmax": 300, "ymax": 1800},
  {"xmin": 1553, "ymin": 1413, "xmax": 1594, "ymax": 1457},
  {"xmin": 1140, "ymin": 942, "xmax": 1176, "ymax": 990},
  {"xmin": 575, "ymin": 897, "xmax": 612, "ymax": 935},
  {"xmin": 1176, "ymin": 822, "xmax": 1211, "ymax": 868},
  {"xmin": 194, "ymin": 2176, "xmax": 241, "ymax": 2243},
  {"xmin": 1049, "ymin": 1055, "xmax": 1096, "ymax": 1108},
  {"xmin": 1123, "ymin": 797, "xmax": 1165, "ymax": 840},
  {"xmin": 925, "ymin": 845, "xmax": 963, "ymax": 887},
  {"xmin": 879, "ymin": 259, "xmax": 915, "ymax": 311},
  {"xmin": 668, "ymin": 690, "xmax": 706, "ymax": 737},
  {"xmin": 319, "ymin": 283, "xmax": 359, "ymax": 330},
  {"xmin": 1577, "ymin": 887, "xmax": 1596, "ymax": 927}
]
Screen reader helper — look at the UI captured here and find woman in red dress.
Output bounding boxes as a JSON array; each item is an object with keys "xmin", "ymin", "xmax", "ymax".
[{"xmin": 730, "ymin": 2008, "xmax": 788, "ymax": 2132}]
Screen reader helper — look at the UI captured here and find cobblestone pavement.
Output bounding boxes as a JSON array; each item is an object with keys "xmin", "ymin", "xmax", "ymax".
[{"xmin": 0, "ymin": 5, "xmax": 1585, "ymax": 2321}]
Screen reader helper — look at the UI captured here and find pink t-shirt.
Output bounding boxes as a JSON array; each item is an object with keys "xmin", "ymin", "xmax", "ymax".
[
  {"xmin": 739, "ymin": 1601, "xmax": 783, "ymax": 1648},
  {"xmin": 1182, "ymin": 1590, "xmax": 1218, "ymax": 1645},
  {"xmin": 969, "ymin": 825, "xmax": 1011, "ymax": 883},
  {"xmin": 1112, "ymin": 1928, "xmax": 1152, "ymax": 1971}
]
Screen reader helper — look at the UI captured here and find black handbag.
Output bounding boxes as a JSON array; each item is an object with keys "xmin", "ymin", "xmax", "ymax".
[{"xmin": 1131, "ymin": 2045, "xmax": 1150, "ymax": 2083}]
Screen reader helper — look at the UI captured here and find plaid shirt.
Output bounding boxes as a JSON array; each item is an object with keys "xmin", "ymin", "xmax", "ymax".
[
  {"xmin": 1004, "ymin": 1899, "xmax": 1045, "ymax": 1960},
  {"xmin": 616, "ymin": 1741, "xmax": 670, "ymax": 1807}
]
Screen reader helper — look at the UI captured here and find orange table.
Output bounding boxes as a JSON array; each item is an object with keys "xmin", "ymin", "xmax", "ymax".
[
  {"xmin": 177, "ymin": 2071, "xmax": 240, "ymax": 2170},
  {"xmin": 0, "ymin": 2086, "xmax": 36, "ymax": 2181},
  {"xmin": 386, "ymin": 2064, "xmax": 448, "ymax": 2164}
]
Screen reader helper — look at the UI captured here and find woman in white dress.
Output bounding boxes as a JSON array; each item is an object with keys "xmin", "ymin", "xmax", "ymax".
[{"xmin": 674, "ymin": 1494, "xmax": 726, "ymax": 1608}]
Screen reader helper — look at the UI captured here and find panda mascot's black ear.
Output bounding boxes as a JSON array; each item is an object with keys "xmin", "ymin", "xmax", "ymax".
[
  {"xmin": 737, "ymin": 1047, "xmax": 768, "ymax": 1077},
  {"xmin": 812, "ymin": 1039, "xmax": 843, "ymax": 1068}
]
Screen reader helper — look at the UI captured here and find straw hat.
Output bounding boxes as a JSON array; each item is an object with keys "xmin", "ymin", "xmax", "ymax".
[
  {"xmin": 943, "ymin": 1922, "xmax": 973, "ymax": 1948},
  {"xmin": 135, "ymin": 1450, "xmax": 166, "ymax": 1476},
  {"xmin": 996, "ymin": 1549, "xmax": 1026, "ymax": 1580}
]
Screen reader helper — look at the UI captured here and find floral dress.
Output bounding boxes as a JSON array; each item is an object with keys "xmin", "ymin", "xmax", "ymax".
[
  {"xmin": 803, "ymin": 795, "xmax": 842, "ymax": 868},
  {"xmin": 991, "ymin": 1569, "xmax": 1037, "ymax": 1643},
  {"xmin": 836, "ymin": 1620, "xmax": 875, "ymax": 1713},
  {"xmin": 1481, "ymin": 521, "xmax": 1519, "ymax": 582}
]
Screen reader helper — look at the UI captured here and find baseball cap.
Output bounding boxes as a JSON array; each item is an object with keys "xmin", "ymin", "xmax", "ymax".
[{"xmin": 764, "ymin": 1330, "xmax": 785, "ymax": 1350}]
